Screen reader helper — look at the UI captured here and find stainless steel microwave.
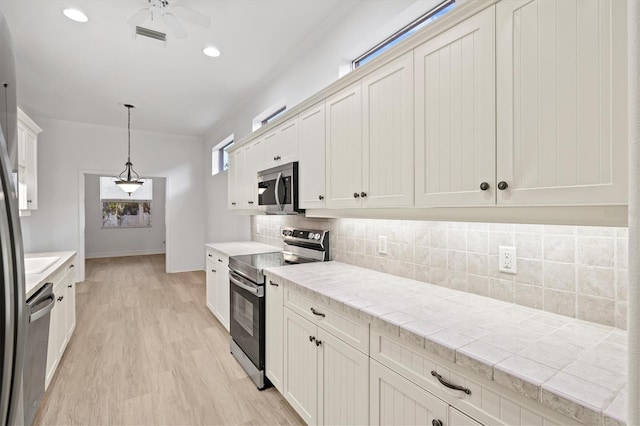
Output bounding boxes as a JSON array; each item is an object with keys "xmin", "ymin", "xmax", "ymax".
[{"xmin": 257, "ymin": 162, "xmax": 304, "ymax": 214}]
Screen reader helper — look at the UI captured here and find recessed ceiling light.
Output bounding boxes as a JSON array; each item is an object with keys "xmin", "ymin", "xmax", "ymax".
[
  {"xmin": 203, "ymin": 46, "xmax": 221, "ymax": 58},
  {"xmin": 63, "ymin": 8, "xmax": 88, "ymax": 23}
]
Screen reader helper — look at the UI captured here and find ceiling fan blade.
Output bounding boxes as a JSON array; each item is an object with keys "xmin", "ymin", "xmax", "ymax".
[
  {"xmin": 128, "ymin": 8, "xmax": 151, "ymax": 26},
  {"xmin": 173, "ymin": 5, "xmax": 211, "ymax": 28},
  {"xmin": 163, "ymin": 13, "xmax": 188, "ymax": 38}
]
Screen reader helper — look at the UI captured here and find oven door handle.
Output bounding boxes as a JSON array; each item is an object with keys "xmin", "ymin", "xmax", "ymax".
[
  {"xmin": 230, "ymin": 272, "xmax": 264, "ymax": 297},
  {"xmin": 275, "ymin": 172, "xmax": 283, "ymax": 211}
]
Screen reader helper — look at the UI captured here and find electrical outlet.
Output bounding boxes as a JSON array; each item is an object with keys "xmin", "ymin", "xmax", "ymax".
[
  {"xmin": 256, "ymin": 223, "xmax": 261, "ymax": 234},
  {"xmin": 378, "ymin": 235, "xmax": 388, "ymax": 255},
  {"xmin": 499, "ymin": 246, "xmax": 517, "ymax": 274}
]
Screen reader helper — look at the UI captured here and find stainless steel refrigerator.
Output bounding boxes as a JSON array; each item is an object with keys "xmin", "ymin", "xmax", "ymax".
[{"xmin": 0, "ymin": 9, "xmax": 27, "ymax": 426}]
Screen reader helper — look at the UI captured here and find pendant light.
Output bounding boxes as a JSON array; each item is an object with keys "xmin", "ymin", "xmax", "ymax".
[{"xmin": 115, "ymin": 104, "xmax": 144, "ymax": 195}]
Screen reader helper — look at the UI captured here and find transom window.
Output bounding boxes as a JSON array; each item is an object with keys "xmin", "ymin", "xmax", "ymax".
[
  {"xmin": 212, "ymin": 134, "xmax": 234, "ymax": 176},
  {"xmin": 353, "ymin": 0, "xmax": 456, "ymax": 69}
]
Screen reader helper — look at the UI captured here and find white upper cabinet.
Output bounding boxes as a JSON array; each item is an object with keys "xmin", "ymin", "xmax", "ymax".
[
  {"xmin": 496, "ymin": 0, "xmax": 627, "ymax": 205},
  {"xmin": 17, "ymin": 108, "xmax": 42, "ymax": 214},
  {"xmin": 325, "ymin": 83, "xmax": 363, "ymax": 208},
  {"xmin": 298, "ymin": 102, "xmax": 326, "ymax": 209},
  {"xmin": 261, "ymin": 117, "xmax": 299, "ymax": 172},
  {"xmin": 227, "ymin": 139, "xmax": 261, "ymax": 210},
  {"xmin": 362, "ymin": 51, "xmax": 414, "ymax": 208},
  {"xmin": 227, "ymin": 149, "xmax": 241, "ymax": 209},
  {"xmin": 415, "ymin": 6, "xmax": 496, "ymax": 207},
  {"xmin": 326, "ymin": 52, "xmax": 414, "ymax": 209}
]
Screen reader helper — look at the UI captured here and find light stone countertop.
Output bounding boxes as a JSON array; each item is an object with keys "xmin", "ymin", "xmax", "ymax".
[
  {"xmin": 25, "ymin": 251, "xmax": 76, "ymax": 300},
  {"xmin": 205, "ymin": 241, "xmax": 282, "ymax": 257},
  {"xmin": 264, "ymin": 261, "xmax": 628, "ymax": 426}
]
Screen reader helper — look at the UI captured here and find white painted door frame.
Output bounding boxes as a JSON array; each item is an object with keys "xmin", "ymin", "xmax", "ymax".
[{"xmin": 76, "ymin": 169, "xmax": 169, "ymax": 281}]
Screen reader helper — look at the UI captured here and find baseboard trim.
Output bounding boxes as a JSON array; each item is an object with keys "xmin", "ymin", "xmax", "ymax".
[{"xmin": 85, "ymin": 249, "xmax": 166, "ymax": 259}]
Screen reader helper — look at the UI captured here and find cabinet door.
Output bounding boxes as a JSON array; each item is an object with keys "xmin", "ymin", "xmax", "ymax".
[
  {"xmin": 283, "ymin": 308, "xmax": 318, "ymax": 425},
  {"xmin": 240, "ymin": 143, "xmax": 256, "ymax": 209},
  {"xmin": 266, "ymin": 277, "xmax": 284, "ymax": 392},
  {"xmin": 370, "ymin": 359, "xmax": 448, "ymax": 426},
  {"xmin": 415, "ymin": 6, "xmax": 496, "ymax": 207},
  {"xmin": 23, "ymin": 128, "xmax": 38, "ymax": 210},
  {"xmin": 496, "ymin": 0, "xmax": 627, "ymax": 205},
  {"xmin": 205, "ymin": 261, "xmax": 218, "ymax": 315},
  {"xmin": 16, "ymin": 121, "xmax": 27, "ymax": 210},
  {"xmin": 64, "ymin": 271, "xmax": 76, "ymax": 341},
  {"xmin": 45, "ymin": 286, "xmax": 63, "ymax": 389},
  {"xmin": 318, "ymin": 328, "xmax": 369, "ymax": 426},
  {"xmin": 227, "ymin": 150, "xmax": 241, "ymax": 209},
  {"xmin": 214, "ymin": 257, "xmax": 230, "ymax": 331},
  {"xmin": 325, "ymin": 83, "xmax": 362, "ymax": 208},
  {"xmin": 276, "ymin": 118, "xmax": 298, "ymax": 165},
  {"xmin": 246, "ymin": 139, "xmax": 264, "ymax": 209},
  {"xmin": 262, "ymin": 117, "xmax": 299, "ymax": 170},
  {"xmin": 362, "ymin": 51, "xmax": 414, "ymax": 208},
  {"xmin": 298, "ymin": 103, "xmax": 326, "ymax": 209}
]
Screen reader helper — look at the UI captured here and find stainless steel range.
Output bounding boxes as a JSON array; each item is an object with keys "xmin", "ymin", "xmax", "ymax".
[{"xmin": 228, "ymin": 227, "xmax": 329, "ymax": 389}]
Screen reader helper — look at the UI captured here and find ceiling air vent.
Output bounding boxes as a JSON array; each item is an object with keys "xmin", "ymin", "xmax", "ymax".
[{"xmin": 135, "ymin": 26, "xmax": 166, "ymax": 42}]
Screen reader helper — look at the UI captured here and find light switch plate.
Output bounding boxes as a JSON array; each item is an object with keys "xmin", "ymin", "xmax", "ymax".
[
  {"xmin": 378, "ymin": 235, "xmax": 388, "ymax": 255},
  {"xmin": 499, "ymin": 246, "xmax": 517, "ymax": 274},
  {"xmin": 256, "ymin": 223, "xmax": 261, "ymax": 234}
]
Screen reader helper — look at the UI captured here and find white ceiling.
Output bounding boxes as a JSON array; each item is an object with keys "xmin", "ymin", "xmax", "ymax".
[{"xmin": 0, "ymin": 0, "xmax": 349, "ymax": 137}]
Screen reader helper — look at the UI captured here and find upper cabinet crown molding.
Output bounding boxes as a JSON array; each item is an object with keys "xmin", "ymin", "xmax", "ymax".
[{"xmin": 17, "ymin": 107, "xmax": 43, "ymax": 134}]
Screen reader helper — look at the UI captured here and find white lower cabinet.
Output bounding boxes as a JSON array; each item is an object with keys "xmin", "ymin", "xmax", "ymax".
[
  {"xmin": 284, "ymin": 308, "xmax": 318, "ymax": 424},
  {"xmin": 370, "ymin": 359, "xmax": 483, "ymax": 426},
  {"xmin": 205, "ymin": 247, "xmax": 230, "ymax": 331},
  {"xmin": 317, "ymin": 328, "xmax": 369, "ymax": 426},
  {"xmin": 370, "ymin": 359, "xmax": 447, "ymax": 426},
  {"xmin": 45, "ymin": 258, "xmax": 76, "ymax": 390},
  {"xmin": 266, "ymin": 278, "xmax": 579, "ymax": 426},
  {"xmin": 283, "ymin": 307, "xmax": 369, "ymax": 425},
  {"xmin": 266, "ymin": 276, "xmax": 284, "ymax": 392}
]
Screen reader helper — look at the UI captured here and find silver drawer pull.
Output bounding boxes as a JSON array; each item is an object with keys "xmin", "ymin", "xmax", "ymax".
[
  {"xmin": 310, "ymin": 307, "xmax": 325, "ymax": 318},
  {"xmin": 431, "ymin": 371, "xmax": 471, "ymax": 395}
]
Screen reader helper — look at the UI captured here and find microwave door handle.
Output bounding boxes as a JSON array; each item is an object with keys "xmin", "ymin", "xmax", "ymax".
[{"xmin": 275, "ymin": 172, "xmax": 283, "ymax": 211}]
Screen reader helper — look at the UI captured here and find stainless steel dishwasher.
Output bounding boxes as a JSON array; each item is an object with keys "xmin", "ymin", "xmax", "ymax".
[{"xmin": 23, "ymin": 282, "xmax": 55, "ymax": 426}]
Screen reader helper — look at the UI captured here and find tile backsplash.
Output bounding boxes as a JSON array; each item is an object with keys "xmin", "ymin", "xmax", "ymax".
[{"xmin": 251, "ymin": 215, "xmax": 628, "ymax": 329}]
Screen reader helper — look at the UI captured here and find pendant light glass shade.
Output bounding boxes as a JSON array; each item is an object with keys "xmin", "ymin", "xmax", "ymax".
[{"xmin": 115, "ymin": 104, "xmax": 144, "ymax": 195}]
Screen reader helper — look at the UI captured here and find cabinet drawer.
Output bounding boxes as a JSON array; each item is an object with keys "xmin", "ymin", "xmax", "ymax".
[
  {"xmin": 285, "ymin": 288, "xmax": 369, "ymax": 354},
  {"xmin": 370, "ymin": 329, "xmax": 577, "ymax": 426},
  {"xmin": 205, "ymin": 247, "xmax": 228, "ymax": 265},
  {"xmin": 63, "ymin": 257, "xmax": 76, "ymax": 279}
]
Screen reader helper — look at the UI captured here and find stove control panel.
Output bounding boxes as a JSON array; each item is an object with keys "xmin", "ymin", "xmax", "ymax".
[{"xmin": 282, "ymin": 227, "xmax": 327, "ymax": 245}]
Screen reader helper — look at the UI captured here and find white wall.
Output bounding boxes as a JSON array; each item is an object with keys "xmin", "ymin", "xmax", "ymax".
[
  {"xmin": 204, "ymin": 170, "xmax": 250, "ymax": 243},
  {"xmin": 20, "ymin": 117, "xmax": 205, "ymax": 280},
  {"xmin": 84, "ymin": 174, "xmax": 166, "ymax": 258},
  {"xmin": 203, "ymin": 0, "xmax": 443, "ymax": 241}
]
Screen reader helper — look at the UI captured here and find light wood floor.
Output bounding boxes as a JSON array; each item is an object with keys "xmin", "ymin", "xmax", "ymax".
[{"xmin": 34, "ymin": 254, "xmax": 303, "ymax": 425}]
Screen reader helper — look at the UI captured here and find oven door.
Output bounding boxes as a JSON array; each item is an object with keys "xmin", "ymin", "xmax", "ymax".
[{"xmin": 229, "ymin": 271, "xmax": 265, "ymax": 369}]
